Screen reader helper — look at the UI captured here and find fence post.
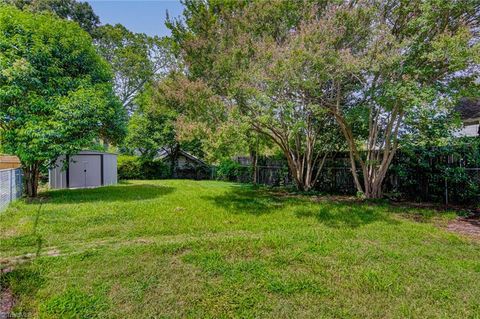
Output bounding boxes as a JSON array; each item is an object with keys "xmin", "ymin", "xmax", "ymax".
[
  {"xmin": 444, "ymin": 176, "xmax": 448, "ymax": 207},
  {"xmin": 9, "ymin": 169, "xmax": 13, "ymax": 202}
]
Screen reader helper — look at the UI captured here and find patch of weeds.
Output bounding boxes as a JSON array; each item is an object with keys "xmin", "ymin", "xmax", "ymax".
[
  {"xmin": 75, "ymin": 250, "xmax": 101, "ymax": 261},
  {"xmin": 182, "ymin": 251, "xmax": 228, "ymax": 276},
  {"xmin": 266, "ymin": 277, "xmax": 327, "ymax": 295},
  {"xmin": 431, "ymin": 287, "xmax": 453, "ymax": 301},
  {"xmin": 40, "ymin": 288, "xmax": 109, "ymax": 318},
  {"xmin": 152, "ymin": 242, "xmax": 191, "ymax": 255},
  {"xmin": 360, "ymin": 269, "xmax": 400, "ymax": 293},
  {"xmin": 0, "ymin": 235, "xmax": 39, "ymax": 250},
  {"xmin": 474, "ymin": 263, "xmax": 480, "ymax": 273},
  {"xmin": 0, "ymin": 268, "xmax": 44, "ymax": 296}
]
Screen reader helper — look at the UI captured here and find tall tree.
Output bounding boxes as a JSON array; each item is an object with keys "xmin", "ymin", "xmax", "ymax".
[
  {"xmin": 167, "ymin": 0, "xmax": 343, "ymax": 191},
  {"xmin": 292, "ymin": 0, "xmax": 480, "ymax": 198},
  {"xmin": 0, "ymin": 5, "xmax": 126, "ymax": 197},
  {"xmin": 1, "ymin": 0, "xmax": 99, "ymax": 34},
  {"xmin": 95, "ymin": 24, "xmax": 174, "ymax": 113},
  {"xmin": 122, "ymin": 85, "xmax": 177, "ymax": 159},
  {"xmin": 168, "ymin": 0, "xmax": 479, "ymax": 196}
]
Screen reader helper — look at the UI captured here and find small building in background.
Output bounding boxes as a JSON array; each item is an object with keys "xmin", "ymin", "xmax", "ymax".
[
  {"xmin": 49, "ymin": 150, "xmax": 117, "ymax": 189},
  {"xmin": 155, "ymin": 148, "xmax": 208, "ymax": 169},
  {"xmin": 155, "ymin": 147, "xmax": 211, "ymax": 180},
  {"xmin": 455, "ymin": 98, "xmax": 480, "ymax": 137},
  {"xmin": 0, "ymin": 155, "xmax": 21, "ymax": 170}
]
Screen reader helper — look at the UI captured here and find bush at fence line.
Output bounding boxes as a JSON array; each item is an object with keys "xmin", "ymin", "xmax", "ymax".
[
  {"xmin": 118, "ymin": 155, "xmax": 170, "ymax": 180},
  {"xmin": 390, "ymin": 137, "xmax": 480, "ymax": 204},
  {"xmin": 141, "ymin": 159, "xmax": 171, "ymax": 179},
  {"xmin": 118, "ymin": 155, "xmax": 142, "ymax": 179},
  {"xmin": 216, "ymin": 159, "xmax": 250, "ymax": 182}
]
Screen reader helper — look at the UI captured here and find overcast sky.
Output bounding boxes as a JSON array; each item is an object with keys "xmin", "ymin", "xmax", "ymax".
[{"xmin": 85, "ymin": 0, "xmax": 184, "ymax": 37}]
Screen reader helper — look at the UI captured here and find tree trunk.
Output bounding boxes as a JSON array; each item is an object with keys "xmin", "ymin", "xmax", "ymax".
[
  {"xmin": 332, "ymin": 107, "xmax": 403, "ymax": 199},
  {"xmin": 103, "ymin": 139, "xmax": 109, "ymax": 151},
  {"xmin": 251, "ymin": 123, "xmax": 325, "ymax": 192},
  {"xmin": 250, "ymin": 150, "xmax": 258, "ymax": 185},
  {"xmin": 282, "ymin": 149, "xmax": 323, "ymax": 192},
  {"xmin": 170, "ymin": 144, "xmax": 180, "ymax": 178},
  {"xmin": 23, "ymin": 162, "xmax": 40, "ymax": 198}
]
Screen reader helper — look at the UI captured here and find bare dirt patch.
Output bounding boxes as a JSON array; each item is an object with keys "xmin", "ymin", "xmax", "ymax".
[
  {"xmin": 1, "ymin": 267, "xmax": 14, "ymax": 319},
  {"xmin": 446, "ymin": 216, "xmax": 480, "ymax": 240},
  {"xmin": 0, "ymin": 287, "xmax": 14, "ymax": 318}
]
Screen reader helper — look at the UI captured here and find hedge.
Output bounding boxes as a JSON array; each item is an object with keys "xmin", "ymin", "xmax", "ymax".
[{"xmin": 118, "ymin": 155, "xmax": 170, "ymax": 180}]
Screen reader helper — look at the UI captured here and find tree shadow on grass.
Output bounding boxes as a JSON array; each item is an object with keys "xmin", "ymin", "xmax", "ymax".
[
  {"xmin": 205, "ymin": 184, "xmax": 399, "ymax": 228},
  {"xmin": 295, "ymin": 202, "xmax": 400, "ymax": 228},
  {"xmin": 32, "ymin": 184, "xmax": 175, "ymax": 205},
  {"xmin": 202, "ymin": 184, "xmax": 300, "ymax": 216}
]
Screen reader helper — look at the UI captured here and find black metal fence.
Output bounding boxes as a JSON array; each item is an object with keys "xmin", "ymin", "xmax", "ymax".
[{"xmin": 220, "ymin": 153, "xmax": 480, "ymax": 205}]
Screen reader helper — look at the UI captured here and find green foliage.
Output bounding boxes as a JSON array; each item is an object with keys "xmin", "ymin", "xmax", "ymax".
[
  {"xmin": 167, "ymin": 0, "xmax": 479, "ymax": 196},
  {"xmin": 122, "ymin": 110, "xmax": 174, "ymax": 159},
  {"xmin": 1, "ymin": 180, "xmax": 479, "ymax": 317},
  {"xmin": 1, "ymin": 0, "xmax": 100, "ymax": 34},
  {"xmin": 392, "ymin": 137, "xmax": 480, "ymax": 203},
  {"xmin": 216, "ymin": 159, "xmax": 248, "ymax": 181},
  {"xmin": 0, "ymin": 5, "xmax": 126, "ymax": 196},
  {"xmin": 167, "ymin": 1, "xmax": 346, "ymax": 190},
  {"xmin": 94, "ymin": 24, "xmax": 173, "ymax": 112},
  {"xmin": 0, "ymin": 5, "xmax": 126, "ymax": 165},
  {"xmin": 117, "ymin": 155, "xmax": 169, "ymax": 180},
  {"xmin": 117, "ymin": 155, "xmax": 143, "ymax": 179}
]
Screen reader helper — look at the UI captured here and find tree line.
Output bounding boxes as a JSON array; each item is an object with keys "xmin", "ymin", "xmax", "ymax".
[{"xmin": 0, "ymin": 0, "xmax": 479, "ymax": 198}]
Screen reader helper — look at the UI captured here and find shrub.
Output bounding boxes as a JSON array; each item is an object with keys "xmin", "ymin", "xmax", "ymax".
[
  {"xmin": 390, "ymin": 137, "xmax": 480, "ymax": 204},
  {"xmin": 216, "ymin": 159, "xmax": 250, "ymax": 182},
  {"xmin": 117, "ymin": 155, "xmax": 142, "ymax": 179},
  {"xmin": 117, "ymin": 155, "xmax": 170, "ymax": 180},
  {"xmin": 141, "ymin": 159, "xmax": 170, "ymax": 179}
]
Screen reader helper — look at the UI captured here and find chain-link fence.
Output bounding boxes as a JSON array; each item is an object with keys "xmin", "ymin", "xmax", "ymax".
[{"xmin": 0, "ymin": 168, "xmax": 23, "ymax": 211}]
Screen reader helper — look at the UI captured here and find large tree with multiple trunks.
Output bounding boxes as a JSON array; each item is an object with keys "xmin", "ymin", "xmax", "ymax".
[{"xmin": 168, "ymin": 0, "xmax": 479, "ymax": 196}]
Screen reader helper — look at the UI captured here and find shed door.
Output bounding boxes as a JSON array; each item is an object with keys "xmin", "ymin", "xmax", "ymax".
[{"xmin": 69, "ymin": 155, "xmax": 101, "ymax": 188}]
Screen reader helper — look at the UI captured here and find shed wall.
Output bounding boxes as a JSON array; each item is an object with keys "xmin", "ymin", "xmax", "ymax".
[
  {"xmin": 49, "ymin": 151, "xmax": 117, "ymax": 189},
  {"xmin": 103, "ymin": 153, "xmax": 117, "ymax": 186}
]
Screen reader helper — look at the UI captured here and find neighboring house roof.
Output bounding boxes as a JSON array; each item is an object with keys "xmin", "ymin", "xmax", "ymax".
[
  {"xmin": 155, "ymin": 147, "xmax": 208, "ymax": 166},
  {"xmin": 455, "ymin": 98, "xmax": 480, "ymax": 123},
  {"xmin": 0, "ymin": 155, "xmax": 21, "ymax": 169}
]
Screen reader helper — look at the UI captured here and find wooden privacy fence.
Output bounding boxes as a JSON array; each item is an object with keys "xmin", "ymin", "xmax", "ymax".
[{"xmin": 0, "ymin": 168, "xmax": 23, "ymax": 211}]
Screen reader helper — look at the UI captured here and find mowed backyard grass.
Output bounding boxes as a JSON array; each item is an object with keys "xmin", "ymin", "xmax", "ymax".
[{"xmin": 1, "ymin": 180, "xmax": 479, "ymax": 318}]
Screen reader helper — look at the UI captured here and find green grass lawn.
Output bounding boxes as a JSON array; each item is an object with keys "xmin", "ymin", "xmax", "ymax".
[{"xmin": 1, "ymin": 180, "xmax": 479, "ymax": 318}]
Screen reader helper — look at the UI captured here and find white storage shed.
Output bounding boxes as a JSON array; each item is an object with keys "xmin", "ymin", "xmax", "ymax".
[{"xmin": 49, "ymin": 150, "xmax": 117, "ymax": 189}]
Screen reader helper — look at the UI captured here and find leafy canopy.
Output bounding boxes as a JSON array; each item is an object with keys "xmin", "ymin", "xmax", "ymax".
[
  {"xmin": 0, "ymin": 5, "xmax": 126, "ymax": 166},
  {"xmin": 95, "ymin": 24, "xmax": 174, "ymax": 113},
  {"xmin": 0, "ymin": 0, "xmax": 100, "ymax": 34}
]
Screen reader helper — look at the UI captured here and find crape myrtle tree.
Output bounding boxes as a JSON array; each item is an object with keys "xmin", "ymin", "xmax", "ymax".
[
  {"xmin": 0, "ymin": 6, "xmax": 127, "ymax": 197},
  {"xmin": 168, "ymin": 0, "xmax": 479, "ymax": 197},
  {"xmin": 167, "ymin": 0, "xmax": 344, "ymax": 191},
  {"xmin": 293, "ymin": 0, "xmax": 480, "ymax": 198}
]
